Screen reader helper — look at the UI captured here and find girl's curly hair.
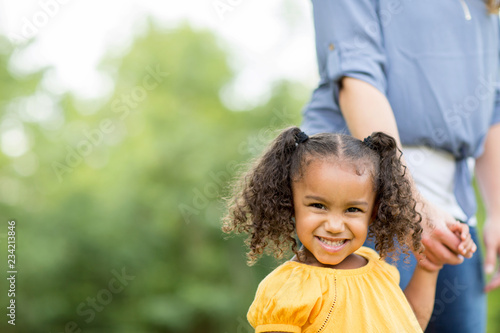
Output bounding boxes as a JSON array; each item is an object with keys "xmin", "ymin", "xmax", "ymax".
[
  {"xmin": 223, "ymin": 126, "xmax": 422, "ymax": 265},
  {"xmin": 487, "ymin": 0, "xmax": 500, "ymax": 13}
]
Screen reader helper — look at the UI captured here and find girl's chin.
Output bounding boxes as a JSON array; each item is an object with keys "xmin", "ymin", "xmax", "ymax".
[
  {"xmin": 301, "ymin": 246, "xmax": 349, "ymax": 267},
  {"xmin": 317, "ymin": 257, "xmax": 345, "ymax": 267},
  {"xmin": 306, "ymin": 252, "xmax": 347, "ymax": 267}
]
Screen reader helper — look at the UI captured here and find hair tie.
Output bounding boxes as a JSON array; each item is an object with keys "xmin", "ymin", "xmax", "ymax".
[
  {"xmin": 362, "ymin": 136, "xmax": 376, "ymax": 150},
  {"xmin": 295, "ymin": 131, "xmax": 309, "ymax": 145}
]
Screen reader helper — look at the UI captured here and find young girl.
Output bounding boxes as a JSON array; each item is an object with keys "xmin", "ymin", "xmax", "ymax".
[{"xmin": 223, "ymin": 127, "xmax": 476, "ymax": 332}]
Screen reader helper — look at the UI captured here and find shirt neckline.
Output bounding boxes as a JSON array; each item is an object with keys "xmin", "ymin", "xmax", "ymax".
[{"xmin": 285, "ymin": 247, "xmax": 377, "ymax": 276}]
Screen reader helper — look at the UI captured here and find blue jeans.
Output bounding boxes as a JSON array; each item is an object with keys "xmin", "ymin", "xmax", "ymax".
[{"xmin": 366, "ymin": 227, "xmax": 486, "ymax": 333}]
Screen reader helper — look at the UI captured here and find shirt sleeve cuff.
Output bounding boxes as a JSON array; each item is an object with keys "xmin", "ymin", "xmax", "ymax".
[{"xmin": 326, "ymin": 47, "xmax": 387, "ymax": 99}]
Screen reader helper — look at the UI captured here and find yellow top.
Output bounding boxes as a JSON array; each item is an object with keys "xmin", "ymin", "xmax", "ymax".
[{"xmin": 247, "ymin": 246, "xmax": 422, "ymax": 333}]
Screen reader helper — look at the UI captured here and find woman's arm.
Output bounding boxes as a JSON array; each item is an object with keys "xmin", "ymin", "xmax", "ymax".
[
  {"xmin": 339, "ymin": 77, "xmax": 400, "ymax": 143},
  {"xmin": 475, "ymin": 123, "xmax": 500, "ymax": 291}
]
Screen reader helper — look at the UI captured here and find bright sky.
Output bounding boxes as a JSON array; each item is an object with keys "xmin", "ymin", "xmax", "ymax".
[{"xmin": 0, "ymin": 0, "xmax": 318, "ymax": 108}]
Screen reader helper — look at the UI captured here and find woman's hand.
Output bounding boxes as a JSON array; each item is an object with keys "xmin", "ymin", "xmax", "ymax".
[{"xmin": 416, "ymin": 198, "xmax": 469, "ymax": 271}]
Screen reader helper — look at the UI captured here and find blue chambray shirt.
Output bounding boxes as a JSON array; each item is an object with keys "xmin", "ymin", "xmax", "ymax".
[{"xmin": 301, "ymin": 0, "xmax": 500, "ymax": 219}]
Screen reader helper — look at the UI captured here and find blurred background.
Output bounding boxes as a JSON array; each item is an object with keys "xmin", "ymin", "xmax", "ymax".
[{"xmin": 0, "ymin": 1, "xmax": 498, "ymax": 332}]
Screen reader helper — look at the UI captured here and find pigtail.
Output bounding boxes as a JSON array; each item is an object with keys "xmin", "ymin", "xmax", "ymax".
[
  {"xmin": 487, "ymin": 0, "xmax": 500, "ymax": 13},
  {"xmin": 366, "ymin": 132, "xmax": 423, "ymax": 261},
  {"xmin": 223, "ymin": 126, "xmax": 304, "ymax": 265}
]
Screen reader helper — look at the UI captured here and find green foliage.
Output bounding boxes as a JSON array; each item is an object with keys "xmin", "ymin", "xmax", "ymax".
[{"xmin": 0, "ymin": 23, "xmax": 305, "ymax": 332}]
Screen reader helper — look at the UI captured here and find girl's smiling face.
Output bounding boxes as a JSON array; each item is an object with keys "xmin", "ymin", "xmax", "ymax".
[{"xmin": 292, "ymin": 158, "xmax": 376, "ymax": 268}]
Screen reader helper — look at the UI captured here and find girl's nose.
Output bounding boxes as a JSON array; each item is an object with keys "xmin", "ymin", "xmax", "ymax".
[{"xmin": 324, "ymin": 216, "xmax": 346, "ymax": 234}]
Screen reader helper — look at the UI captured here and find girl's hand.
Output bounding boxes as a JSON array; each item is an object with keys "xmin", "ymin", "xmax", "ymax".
[{"xmin": 447, "ymin": 221, "xmax": 476, "ymax": 259}]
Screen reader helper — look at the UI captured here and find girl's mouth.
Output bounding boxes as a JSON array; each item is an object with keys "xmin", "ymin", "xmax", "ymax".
[{"xmin": 316, "ymin": 236, "xmax": 349, "ymax": 252}]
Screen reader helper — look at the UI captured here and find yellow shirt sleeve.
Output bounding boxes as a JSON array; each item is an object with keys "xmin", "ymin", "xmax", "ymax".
[{"xmin": 247, "ymin": 263, "xmax": 324, "ymax": 332}]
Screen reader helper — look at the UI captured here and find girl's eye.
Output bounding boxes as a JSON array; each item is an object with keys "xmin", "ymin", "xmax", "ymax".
[
  {"xmin": 310, "ymin": 203, "xmax": 325, "ymax": 210},
  {"xmin": 346, "ymin": 207, "xmax": 362, "ymax": 213}
]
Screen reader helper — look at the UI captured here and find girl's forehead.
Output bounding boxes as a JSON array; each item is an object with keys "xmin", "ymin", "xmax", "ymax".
[
  {"xmin": 294, "ymin": 157, "xmax": 376, "ymax": 197},
  {"xmin": 302, "ymin": 156, "xmax": 375, "ymax": 177}
]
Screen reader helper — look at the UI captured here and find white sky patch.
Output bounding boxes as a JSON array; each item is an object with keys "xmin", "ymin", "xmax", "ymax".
[{"xmin": 0, "ymin": 0, "xmax": 318, "ymax": 106}]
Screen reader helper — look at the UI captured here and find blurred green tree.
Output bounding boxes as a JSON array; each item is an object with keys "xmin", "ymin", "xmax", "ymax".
[{"xmin": 0, "ymin": 22, "xmax": 307, "ymax": 332}]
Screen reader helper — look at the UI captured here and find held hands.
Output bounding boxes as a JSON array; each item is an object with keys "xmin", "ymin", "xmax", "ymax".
[
  {"xmin": 416, "ymin": 199, "xmax": 476, "ymax": 271},
  {"xmin": 415, "ymin": 199, "xmax": 500, "ymax": 292},
  {"xmin": 447, "ymin": 221, "xmax": 476, "ymax": 259}
]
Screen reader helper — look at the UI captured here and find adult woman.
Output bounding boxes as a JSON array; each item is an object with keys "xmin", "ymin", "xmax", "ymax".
[{"xmin": 301, "ymin": 1, "xmax": 500, "ymax": 332}]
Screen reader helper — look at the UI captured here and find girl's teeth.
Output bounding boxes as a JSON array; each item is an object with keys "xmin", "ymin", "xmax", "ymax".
[{"xmin": 319, "ymin": 237, "xmax": 345, "ymax": 247}]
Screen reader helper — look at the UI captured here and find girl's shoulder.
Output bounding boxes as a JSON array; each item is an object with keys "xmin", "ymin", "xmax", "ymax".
[
  {"xmin": 254, "ymin": 260, "xmax": 328, "ymax": 297},
  {"xmin": 247, "ymin": 262, "xmax": 328, "ymax": 331}
]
